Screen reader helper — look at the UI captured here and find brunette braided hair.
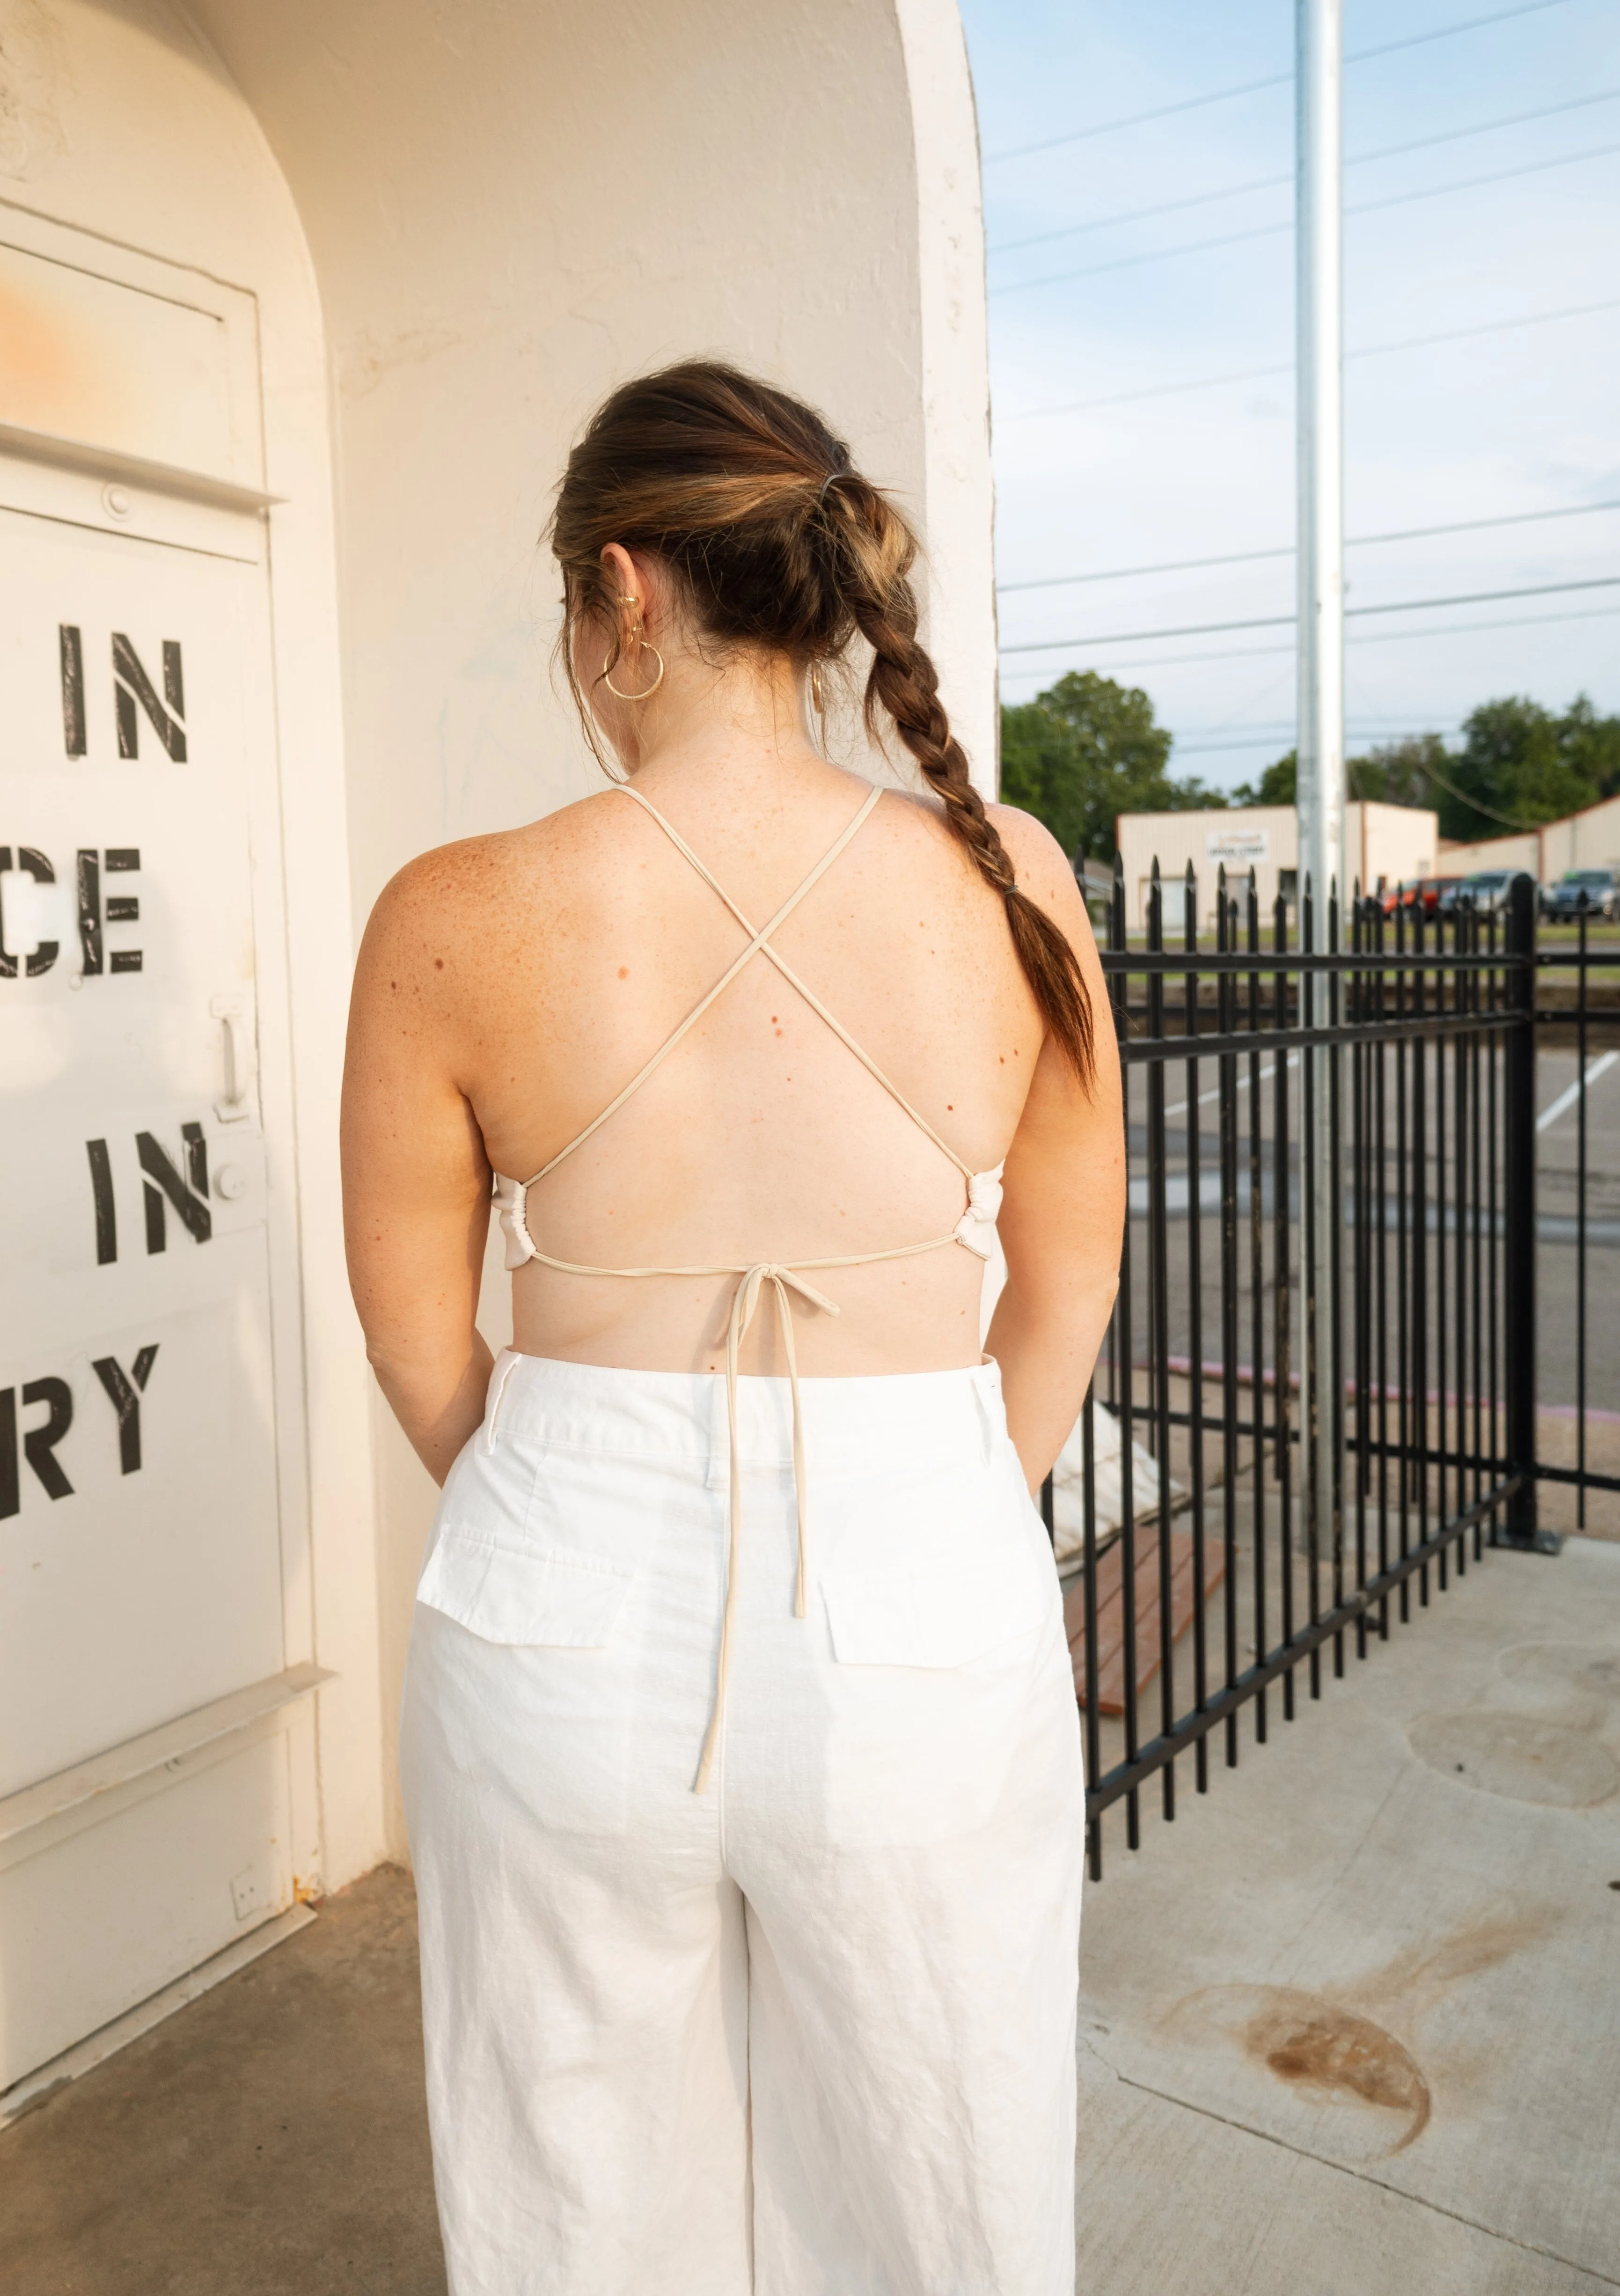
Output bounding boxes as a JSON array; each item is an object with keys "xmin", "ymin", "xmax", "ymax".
[{"xmin": 549, "ymin": 360, "xmax": 1094, "ymax": 1084}]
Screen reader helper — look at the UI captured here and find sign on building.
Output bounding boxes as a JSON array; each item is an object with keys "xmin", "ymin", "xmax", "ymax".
[{"xmin": 1206, "ymin": 825, "xmax": 1271, "ymax": 864}]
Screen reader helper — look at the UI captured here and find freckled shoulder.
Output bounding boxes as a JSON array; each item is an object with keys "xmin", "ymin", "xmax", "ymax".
[
  {"xmin": 872, "ymin": 782, "xmax": 1005, "ymax": 905},
  {"xmin": 362, "ymin": 791, "xmax": 633, "ymax": 961}
]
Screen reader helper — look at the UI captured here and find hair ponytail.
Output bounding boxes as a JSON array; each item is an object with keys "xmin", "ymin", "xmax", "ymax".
[{"xmin": 551, "ymin": 360, "xmax": 1095, "ymax": 1087}]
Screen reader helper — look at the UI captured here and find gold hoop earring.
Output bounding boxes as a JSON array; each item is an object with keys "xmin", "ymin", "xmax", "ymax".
[
  {"xmin": 603, "ymin": 644, "xmax": 665, "ymax": 702},
  {"xmin": 809, "ymin": 657, "xmax": 829, "ymax": 755}
]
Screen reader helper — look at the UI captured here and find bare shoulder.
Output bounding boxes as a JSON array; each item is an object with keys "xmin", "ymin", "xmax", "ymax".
[
  {"xmin": 987, "ymin": 800, "xmax": 1068, "ymax": 892},
  {"xmin": 872, "ymin": 785, "xmax": 1093, "ymax": 949},
  {"xmin": 352, "ymin": 793, "xmax": 637, "ymax": 1040},
  {"xmin": 877, "ymin": 783, "xmax": 1061, "ymax": 885},
  {"xmin": 365, "ymin": 792, "xmax": 625, "ymax": 942},
  {"xmin": 988, "ymin": 801, "xmax": 1093, "ymax": 942}
]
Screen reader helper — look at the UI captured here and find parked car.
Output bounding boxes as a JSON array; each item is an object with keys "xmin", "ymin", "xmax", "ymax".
[
  {"xmin": 1379, "ymin": 876, "xmax": 1462, "ymax": 917},
  {"xmin": 1452, "ymin": 869, "xmax": 1517, "ymax": 915},
  {"xmin": 1542, "ymin": 867, "xmax": 1620, "ymax": 922}
]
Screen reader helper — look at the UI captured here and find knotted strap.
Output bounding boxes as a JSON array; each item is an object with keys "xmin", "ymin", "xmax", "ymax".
[{"xmin": 699, "ymin": 1259, "xmax": 840, "ymax": 1792}]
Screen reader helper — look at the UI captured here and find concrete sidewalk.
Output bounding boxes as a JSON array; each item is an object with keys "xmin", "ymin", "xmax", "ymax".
[
  {"xmin": 1077, "ymin": 1534, "xmax": 1620, "ymax": 2294},
  {"xmin": 2, "ymin": 1541, "xmax": 1616, "ymax": 2293},
  {"xmin": 0, "ymin": 1864, "xmax": 445, "ymax": 2296}
]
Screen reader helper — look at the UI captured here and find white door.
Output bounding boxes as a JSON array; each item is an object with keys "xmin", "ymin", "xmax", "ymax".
[{"xmin": 0, "ymin": 225, "xmax": 314, "ymax": 2094}]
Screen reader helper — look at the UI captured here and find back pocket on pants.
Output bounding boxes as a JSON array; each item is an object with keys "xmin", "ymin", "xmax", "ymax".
[
  {"xmin": 417, "ymin": 1524, "xmax": 639, "ymax": 1646},
  {"xmin": 813, "ymin": 1544, "xmax": 1058, "ymax": 1848},
  {"xmin": 406, "ymin": 1526, "xmax": 642, "ymax": 1840}
]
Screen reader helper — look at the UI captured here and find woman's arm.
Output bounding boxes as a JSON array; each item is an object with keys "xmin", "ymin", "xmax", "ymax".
[
  {"xmin": 983, "ymin": 811, "xmax": 1125, "ymax": 1491},
  {"xmin": 341, "ymin": 854, "xmax": 497, "ymax": 1485}
]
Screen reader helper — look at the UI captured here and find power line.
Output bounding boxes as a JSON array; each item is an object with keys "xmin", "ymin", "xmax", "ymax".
[
  {"xmin": 999, "ymin": 574, "xmax": 1620, "ymax": 656},
  {"xmin": 991, "ymin": 218, "xmax": 1286, "ymax": 300},
  {"xmin": 996, "ymin": 601, "xmax": 1620, "ymax": 690},
  {"xmin": 1353, "ymin": 600, "xmax": 1620, "ymax": 645},
  {"xmin": 1000, "ymin": 294, "xmax": 1620, "ymax": 423},
  {"xmin": 990, "ymin": 140, "xmax": 1620, "ymax": 298},
  {"xmin": 1169, "ymin": 726, "xmax": 1457, "ymax": 757},
  {"xmin": 997, "ymin": 498, "xmax": 1620, "ymax": 596},
  {"xmin": 1354, "ymin": 136, "xmax": 1620, "ymax": 219},
  {"xmin": 989, "ymin": 87, "xmax": 1620, "ymax": 259},
  {"xmin": 1353, "ymin": 82, "xmax": 1619, "ymax": 166},
  {"xmin": 1004, "ymin": 359, "xmax": 1294, "ymax": 419},
  {"xmin": 1003, "ymin": 545, "xmax": 1292, "ymax": 596},
  {"xmin": 1413, "ymin": 754, "xmax": 1539, "ymax": 827},
  {"xmin": 992, "ymin": 176, "xmax": 1289, "ymax": 262},
  {"xmin": 984, "ymin": 0, "xmax": 1575, "ymax": 165},
  {"xmin": 1164, "ymin": 734, "xmax": 1542, "ymax": 828}
]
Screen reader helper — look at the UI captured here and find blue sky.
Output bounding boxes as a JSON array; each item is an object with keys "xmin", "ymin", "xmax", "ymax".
[{"xmin": 958, "ymin": 0, "xmax": 1620, "ymax": 788}]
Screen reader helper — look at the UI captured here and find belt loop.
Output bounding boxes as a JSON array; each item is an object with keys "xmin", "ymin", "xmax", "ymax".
[{"xmin": 484, "ymin": 1349, "xmax": 520, "ymax": 1452}]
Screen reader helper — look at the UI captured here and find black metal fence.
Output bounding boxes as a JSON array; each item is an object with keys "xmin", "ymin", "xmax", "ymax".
[{"xmin": 1054, "ymin": 862, "xmax": 1620, "ymax": 1878}]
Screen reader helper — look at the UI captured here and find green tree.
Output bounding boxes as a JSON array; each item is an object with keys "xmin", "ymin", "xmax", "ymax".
[
  {"xmin": 1347, "ymin": 733, "xmax": 1448, "ymax": 808},
  {"xmin": 1231, "ymin": 752, "xmax": 1296, "ymax": 805},
  {"xmin": 1233, "ymin": 735, "xmax": 1448, "ymax": 809},
  {"xmin": 999, "ymin": 670, "xmax": 1224, "ymax": 862},
  {"xmin": 1442, "ymin": 698, "xmax": 1572, "ymax": 841},
  {"xmin": 1560, "ymin": 692, "xmax": 1620, "ymax": 801},
  {"xmin": 1433, "ymin": 695, "xmax": 1620, "ymax": 841}
]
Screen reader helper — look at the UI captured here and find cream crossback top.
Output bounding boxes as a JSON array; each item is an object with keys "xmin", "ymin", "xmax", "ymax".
[{"xmin": 492, "ymin": 782, "xmax": 1005, "ymax": 1791}]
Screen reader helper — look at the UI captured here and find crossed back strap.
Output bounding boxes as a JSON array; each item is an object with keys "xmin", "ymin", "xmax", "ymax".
[
  {"xmin": 522, "ymin": 782, "xmax": 974, "ymax": 1189},
  {"xmin": 502, "ymin": 780, "xmax": 1002, "ymax": 1798}
]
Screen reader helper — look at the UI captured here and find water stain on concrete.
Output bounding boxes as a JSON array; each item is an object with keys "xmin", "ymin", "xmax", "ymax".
[
  {"xmin": 1406, "ymin": 1641, "xmax": 1620, "ymax": 1805},
  {"xmin": 1163, "ymin": 1985, "xmax": 1431, "ymax": 2155},
  {"xmin": 1343, "ymin": 1914, "xmax": 1550, "ymax": 2026},
  {"xmin": 1245, "ymin": 1991, "xmax": 1431, "ymax": 2149},
  {"xmin": 1162, "ymin": 1911, "xmax": 1553, "ymax": 2160},
  {"xmin": 1407, "ymin": 1709, "xmax": 1620, "ymax": 1806},
  {"xmin": 1497, "ymin": 1641, "xmax": 1620, "ymax": 1707}
]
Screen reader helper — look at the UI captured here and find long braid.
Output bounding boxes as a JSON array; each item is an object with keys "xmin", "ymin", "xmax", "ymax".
[
  {"xmin": 824, "ymin": 475, "xmax": 1096, "ymax": 1085},
  {"xmin": 549, "ymin": 359, "xmax": 1094, "ymax": 1086}
]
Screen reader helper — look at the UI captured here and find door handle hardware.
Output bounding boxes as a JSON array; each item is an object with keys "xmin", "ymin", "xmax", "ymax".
[{"xmin": 210, "ymin": 997, "xmax": 253, "ymax": 1123}]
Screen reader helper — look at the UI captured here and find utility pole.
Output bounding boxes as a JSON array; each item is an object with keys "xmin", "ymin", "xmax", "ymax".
[{"xmin": 1297, "ymin": 0, "xmax": 1344, "ymax": 1576}]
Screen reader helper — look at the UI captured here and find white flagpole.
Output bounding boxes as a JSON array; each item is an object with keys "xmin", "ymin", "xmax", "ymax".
[{"xmin": 1297, "ymin": 0, "xmax": 1345, "ymax": 1576}]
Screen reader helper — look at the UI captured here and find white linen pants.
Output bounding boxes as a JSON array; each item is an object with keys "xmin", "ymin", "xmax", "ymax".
[{"xmin": 401, "ymin": 1351, "xmax": 1084, "ymax": 2296}]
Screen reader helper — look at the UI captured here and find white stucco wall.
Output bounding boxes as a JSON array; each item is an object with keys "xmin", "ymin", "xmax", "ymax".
[
  {"xmin": 1548, "ymin": 794, "xmax": 1620, "ymax": 874},
  {"xmin": 2, "ymin": 0, "xmax": 992, "ymax": 1906},
  {"xmin": 895, "ymin": 0, "xmax": 997, "ymax": 786},
  {"xmin": 1435, "ymin": 831, "xmax": 1542, "ymax": 878},
  {"xmin": 191, "ymin": 0, "xmax": 995, "ymax": 918},
  {"xmin": 0, "ymin": 0, "xmax": 994, "ymax": 2088},
  {"xmin": 182, "ymin": 0, "xmax": 996, "ymax": 1856},
  {"xmin": 1443, "ymin": 796, "xmax": 1620, "ymax": 881}
]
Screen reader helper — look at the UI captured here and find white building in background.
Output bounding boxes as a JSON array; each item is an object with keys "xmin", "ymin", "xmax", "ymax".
[
  {"xmin": 1439, "ymin": 791, "xmax": 1620, "ymax": 880},
  {"xmin": 1114, "ymin": 803, "xmax": 1440, "ymax": 932},
  {"xmin": 0, "ymin": 0, "xmax": 994, "ymax": 2110}
]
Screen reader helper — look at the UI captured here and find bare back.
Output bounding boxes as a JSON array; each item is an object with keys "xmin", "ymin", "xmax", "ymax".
[{"xmin": 345, "ymin": 756, "xmax": 1111, "ymax": 1388}]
